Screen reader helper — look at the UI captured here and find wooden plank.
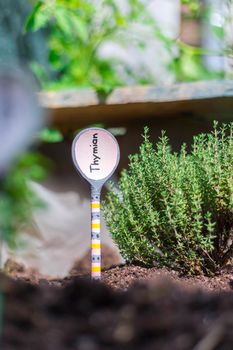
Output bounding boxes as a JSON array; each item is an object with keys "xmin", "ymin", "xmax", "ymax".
[{"xmin": 39, "ymin": 80, "xmax": 233, "ymax": 129}]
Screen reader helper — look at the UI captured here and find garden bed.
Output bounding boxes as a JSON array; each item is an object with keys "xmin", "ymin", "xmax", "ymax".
[
  {"xmin": 1, "ymin": 264, "xmax": 233, "ymax": 350},
  {"xmin": 102, "ymin": 265, "xmax": 233, "ymax": 292}
]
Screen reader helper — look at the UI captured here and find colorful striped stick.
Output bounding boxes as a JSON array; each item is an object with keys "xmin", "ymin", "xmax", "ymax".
[
  {"xmin": 91, "ymin": 187, "xmax": 101, "ymax": 279},
  {"xmin": 72, "ymin": 128, "xmax": 120, "ymax": 280}
]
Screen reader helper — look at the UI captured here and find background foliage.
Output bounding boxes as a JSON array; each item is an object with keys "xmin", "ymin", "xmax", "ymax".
[
  {"xmin": 25, "ymin": 0, "xmax": 224, "ymax": 92},
  {"xmin": 0, "ymin": 152, "xmax": 48, "ymax": 247},
  {"xmin": 26, "ymin": 0, "xmax": 152, "ymax": 93},
  {"xmin": 104, "ymin": 123, "xmax": 233, "ymax": 275},
  {"xmin": 0, "ymin": 126, "xmax": 62, "ymax": 248}
]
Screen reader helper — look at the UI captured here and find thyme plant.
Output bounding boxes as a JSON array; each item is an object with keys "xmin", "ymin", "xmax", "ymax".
[{"xmin": 104, "ymin": 122, "xmax": 233, "ymax": 275}]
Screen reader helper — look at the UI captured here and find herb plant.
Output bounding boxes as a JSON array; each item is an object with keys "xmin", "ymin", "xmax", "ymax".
[{"xmin": 104, "ymin": 122, "xmax": 233, "ymax": 275}]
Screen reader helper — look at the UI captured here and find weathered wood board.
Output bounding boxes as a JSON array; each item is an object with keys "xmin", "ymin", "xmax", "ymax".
[{"xmin": 39, "ymin": 80, "xmax": 233, "ymax": 131}]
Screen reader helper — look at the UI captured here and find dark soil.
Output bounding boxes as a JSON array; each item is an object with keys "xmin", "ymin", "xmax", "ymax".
[
  {"xmin": 0, "ymin": 265, "xmax": 233, "ymax": 350},
  {"xmin": 7, "ymin": 262, "xmax": 233, "ymax": 293},
  {"xmin": 101, "ymin": 265, "xmax": 233, "ymax": 292}
]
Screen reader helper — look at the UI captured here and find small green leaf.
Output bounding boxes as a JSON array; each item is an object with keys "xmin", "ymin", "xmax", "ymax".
[
  {"xmin": 115, "ymin": 14, "xmax": 126, "ymax": 26},
  {"xmin": 212, "ymin": 26, "xmax": 224, "ymax": 39},
  {"xmin": 37, "ymin": 128, "xmax": 64, "ymax": 143},
  {"xmin": 72, "ymin": 16, "xmax": 88, "ymax": 42},
  {"xmin": 24, "ymin": 1, "xmax": 50, "ymax": 33},
  {"xmin": 29, "ymin": 62, "xmax": 48, "ymax": 88},
  {"xmin": 55, "ymin": 7, "xmax": 73, "ymax": 37}
]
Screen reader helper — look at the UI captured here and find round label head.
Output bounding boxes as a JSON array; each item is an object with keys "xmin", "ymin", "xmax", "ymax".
[{"xmin": 72, "ymin": 128, "xmax": 120, "ymax": 184}]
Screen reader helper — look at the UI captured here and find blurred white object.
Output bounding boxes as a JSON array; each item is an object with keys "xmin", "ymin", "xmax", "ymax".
[
  {"xmin": 2, "ymin": 182, "xmax": 123, "ymax": 277},
  {"xmin": 0, "ymin": 71, "xmax": 42, "ymax": 170},
  {"xmin": 202, "ymin": 0, "xmax": 225, "ymax": 73},
  {"xmin": 98, "ymin": 0, "xmax": 181, "ymax": 85},
  {"xmin": 224, "ymin": 0, "xmax": 233, "ymax": 78}
]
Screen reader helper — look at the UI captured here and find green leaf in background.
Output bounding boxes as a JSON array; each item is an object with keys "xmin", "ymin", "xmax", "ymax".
[
  {"xmin": 30, "ymin": 62, "xmax": 48, "ymax": 88},
  {"xmin": 181, "ymin": 0, "xmax": 201, "ymax": 14},
  {"xmin": 0, "ymin": 152, "xmax": 49, "ymax": 246},
  {"xmin": 71, "ymin": 16, "xmax": 88, "ymax": 42},
  {"xmin": 25, "ymin": 0, "xmax": 226, "ymax": 92},
  {"xmin": 24, "ymin": 1, "xmax": 51, "ymax": 33},
  {"xmin": 212, "ymin": 25, "xmax": 225, "ymax": 39},
  {"xmin": 38, "ymin": 128, "xmax": 64, "ymax": 143},
  {"xmin": 55, "ymin": 6, "xmax": 74, "ymax": 37}
]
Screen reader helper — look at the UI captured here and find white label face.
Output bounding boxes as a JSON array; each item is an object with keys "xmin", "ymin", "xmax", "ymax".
[{"xmin": 73, "ymin": 129, "xmax": 119, "ymax": 181}]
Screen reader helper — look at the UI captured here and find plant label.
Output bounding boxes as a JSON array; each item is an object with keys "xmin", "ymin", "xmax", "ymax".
[
  {"xmin": 72, "ymin": 128, "xmax": 120, "ymax": 185},
  {"xmin": 72, "ymin": 128, "xmax": 120, "ymax": 279}
]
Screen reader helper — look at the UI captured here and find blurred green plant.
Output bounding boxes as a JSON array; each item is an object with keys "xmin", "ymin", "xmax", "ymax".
[
  {"xmin": 104, "ymin": 122, "xmax": 233, "ymax": 275},
  {"xmin": 25, "ymin": 0, "xmax": 150, "ymax": 93},
  {"xmin": 37, "ymin": 127, "xmax": 64, "ymax": 143},
  {"xmin": 0, "ymin": 125, "xmax": 63, "ymax": 249},
  {"xmin": 176, "ymin": 0, "xmax": 224, "ymax": 81},
  {"xmin": 181, "ymin": 0, "xmax": 202, "ymax": 15},
  {"xmin": 0, "ymin": 152, "xmax": 49, "ymax": 247},
  {"xmin": 0, "ymin": 150, "xmax": 49, "ymax": 337},
  {"xmin": 153, "ymin": 26, "xmax": 223, "ymax": 82},
  {"xmin": 25, "ymin": 0, "xmax": 223, "ymax": 92}
]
